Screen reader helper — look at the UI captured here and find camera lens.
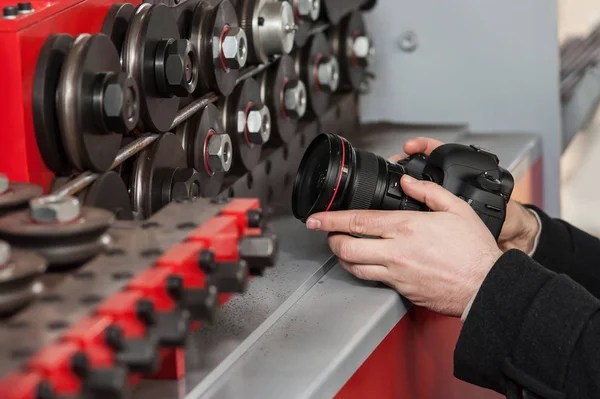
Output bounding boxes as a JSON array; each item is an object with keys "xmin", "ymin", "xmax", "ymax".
[{"xmin": 292, "ymin": 133, "xmax": 429, "ymax": 222}]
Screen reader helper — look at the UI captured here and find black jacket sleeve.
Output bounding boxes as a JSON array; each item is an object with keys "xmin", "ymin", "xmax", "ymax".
[
  {"xmin": 454, "ymin": 250, "xmax": 600, "ymax": 398},
  {"xmin": 527, "ymin": 205, "xmax": 600, "ymax": 298}
]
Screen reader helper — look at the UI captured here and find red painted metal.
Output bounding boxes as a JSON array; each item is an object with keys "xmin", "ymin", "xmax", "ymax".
[
  {"xmin": 62, "ymin": 315, "xmax": 119, "ymax": 368},
  {"xmin": 0, "ymin": 370, "xmax": 45, "ymax": 399},
  {"xmin": 335, "ymin": 159, "xmax": 544, "ymax": 399},
  {"xmin": 27, "ymin": 341, "xmax": 84, "ymax": 396},
  {"xmin": 0, "ymin": 0, "xmax": 142, "ymax": 190}
]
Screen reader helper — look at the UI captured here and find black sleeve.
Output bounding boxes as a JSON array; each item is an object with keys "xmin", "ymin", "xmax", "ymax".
[
  {"xmin": 526, "ymin": 205, "xmax": 600, "ymax": 298},
  {"xmin": 454, "ymin": 250, "xmax": 600, "ymax": 398}
]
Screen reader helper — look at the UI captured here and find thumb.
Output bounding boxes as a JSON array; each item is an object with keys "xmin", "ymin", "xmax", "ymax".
[{"xmin": 400, "ymin": 175, "xmax": 466, "ymax": 213}]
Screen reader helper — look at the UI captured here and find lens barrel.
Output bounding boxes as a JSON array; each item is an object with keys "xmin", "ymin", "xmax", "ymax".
[{"xmin": 292, "ymin": 133, "xmax": 429, "ymax": 222}]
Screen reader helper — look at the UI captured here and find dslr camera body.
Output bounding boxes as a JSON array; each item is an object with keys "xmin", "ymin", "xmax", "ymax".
[{"xmin": 292, "ymin": 134, "xmax": 515, "ymax": 240}]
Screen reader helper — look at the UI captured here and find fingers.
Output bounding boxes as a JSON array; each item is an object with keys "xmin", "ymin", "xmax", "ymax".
[
  {"xmin": 307, "ymin": 210, "xmax": 402, "ymax": 238},
  {"xmin": 338, "ymin": 260, "xmax": 391, "ymax": 283},
  {"xmin": 388, "ymin": 153, "xmax": 407, "ymax": 163},
  {"xmin": 400, "ymin": 175, "xmax": 467, "ymax": 213},
  {"xmin": 403, "ymin": 137, "xmax": 444, "ymax": 156},
  {"xmin": 328, "ymin": 233, "xmax": 392, "ymax": 265}
]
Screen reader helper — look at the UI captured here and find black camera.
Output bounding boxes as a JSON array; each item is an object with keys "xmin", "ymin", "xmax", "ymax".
[{"xmin": 291, "ymin": 133, "xmax": 515, "ymax": 239}]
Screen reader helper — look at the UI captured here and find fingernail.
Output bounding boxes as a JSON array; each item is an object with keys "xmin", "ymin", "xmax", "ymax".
[
  {"xmin": 403, "ymin": 175, "xmax": 416, "ymax": 184},
  {"xmin": 306, "ymin": 218, "xmax": 321, "ymax": 230}
]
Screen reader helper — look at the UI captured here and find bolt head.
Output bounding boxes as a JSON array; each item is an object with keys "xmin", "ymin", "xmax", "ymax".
[
  {"xmin": 221, "ymin": 27, "xmax": 248, "ymax": 70},
  {"xmin": 246, "ymin": 105, "xmax": 271, "ymax": 145},
  {"xmin": 103, "ymin": 73, "xmax": 139, "ymax": 134},
  {"xmin": 0, "ymin": 240, "xmax": 10, "ymax": 266},
  {"xmin": 317, "ymin": 57, "xmax": 340, "ymax": 93},
  {"xmin": 30, "ymin": 195, "xmax": 81, "ymax": 224},
  {"xmin": 165, "ymin": 39, "xmax": 197, "ymax": 97},
  {"xmin": 0, "ymin": 173, "xmax": 8, "ymax": 194},
  {"xmin": 238, "ymin": 234, "xmax": 279, "ymax": 274},
  {"xmin": 171, "ymin": 169, "xmax": 201, "ymax": 202},
  {"xmin": 207, "ymin": 133, "xmax": 233, "ymax": 173},
  {"xmin": 296, "ymin": 0, "xmax": 320, "ymax": 21},
  {"xmin": 352, "ymin": 36, "xmax": 372, "ymax": 67},
  {"xmin": 283, "ymin": 80, "xmax": 307, "ymax": 119}
]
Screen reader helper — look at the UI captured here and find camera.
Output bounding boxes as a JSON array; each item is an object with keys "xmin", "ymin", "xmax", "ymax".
[{"xmin": 291, "ymin": 133, "xmax": 515, "ymax": 239}]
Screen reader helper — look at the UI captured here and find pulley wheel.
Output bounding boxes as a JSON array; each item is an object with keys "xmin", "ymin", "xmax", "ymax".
[
  {"xmin": 295, "ymin": 33, "xmax": 333, "ymax": 117},
  {"xmin": 0, "ymin": 183, "xmax": 43, "ymax": 215},
  {"xmin": 176, "ymin": 104, "xmax": 230, "ymax": 198},
  {"xmin": 56, "ymin": 34, "xmax": 125, "ymax": 172},
  {"xmin": 121, "ymin": 3, "xmax": 181, "ymax": 132},
  {"xmin": 0, "ymin": 207, "xmax": 114, "ymax": 269},
  {"xmin": 257, "ymin": 55, "xmax": 300, "ymax": 145},
  {"xmin": 32, "ymin": 34, "xmax": 74, "ymax": 176},
  {"xmin": 0, "ymin": 249, "xmax": 46, "ymax": 316},
  {"xmin": 102, "ymin": 3, "xmax": 136, "ymax": 54},
  {"xmin": 82, "ymin": 171, "xmax": 134, "ymax": 220},
  {"xmin": 329, "ymin": 12, "xmax": 370, "ymax": 91},
  {"xmin": 218, "ymin": 78, "xmax": 263, "ymax": 174},
  {"xmin": 191, "ymin": 0, "xmax": 240, "ymax": 96},
  {"xmin": 129, "ymin": 133, "xmax": 187, "ymax": 218}
]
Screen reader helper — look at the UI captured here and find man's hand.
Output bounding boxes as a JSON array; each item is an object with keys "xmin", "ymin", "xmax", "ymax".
[
  {"xmin": 306, "ymin": 175, "xmax": 503, "ymax": 317},
  {"xmin": 393, "ymin": 137, "xmax": 540, "ymax": 253}
]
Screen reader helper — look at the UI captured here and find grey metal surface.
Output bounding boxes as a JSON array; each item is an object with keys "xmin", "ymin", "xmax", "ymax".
[
  {"xmin": 133, "ymin": 128, "xmax": 541, "ymax": 399},
  {"xmin": 359, "ymin": 0, "xmax": 562, "ymax": 216}
]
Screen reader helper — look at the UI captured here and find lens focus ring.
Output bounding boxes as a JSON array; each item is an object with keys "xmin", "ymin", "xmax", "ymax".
[{"xmin": 348, "ymin": 150, "xmax": 379, "ymax": 210}]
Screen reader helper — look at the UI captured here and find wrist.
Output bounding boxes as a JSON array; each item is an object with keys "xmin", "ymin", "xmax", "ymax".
[{"xmin": 499, "ymin": 205, "xmax": 540, "ymax": 254}]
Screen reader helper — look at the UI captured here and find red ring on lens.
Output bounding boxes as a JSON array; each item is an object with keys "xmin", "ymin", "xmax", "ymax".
[{"xmin": 325, "ymin": 138, "xmax": 345, "ymax": 212}]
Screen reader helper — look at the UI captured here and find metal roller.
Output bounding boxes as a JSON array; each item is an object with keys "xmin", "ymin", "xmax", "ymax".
[
  {"xmin": 294, "ymin": 32, "xmax": 339, "ymax": 117},
  {"xmin": 0, "ymin": 196, "xmax": 114, "ymax": 269},
  {"xmin": 329, "ymin": 11, "xmax": 374, "ymax": 91},
  {"xmin": 128, "ymin": 133, "xmax": 201, "ymax": 219},
  {"xmin": 109, "ymin": 3, "xmax": 198, "ymax": 133},
  {"xmin": 217, "ymin": 78, "xmax": 271, "ymax": 174},
  {"xmin": 190, "ymin": 0, "xmax": 247, "ymax": 96},
  {"xmin": 0, "ymin": 241, "xmax": 46, "ymax": 317},
  {"xmin": 176, "ymin": 104, "xmax": 232, "ymax": 198},
  {"xmin": 0, "ymin": 175, "xmax": 43, "ymax": 215},
  {"xmin": 81, "ymin": 171, "xmax": 134, "ymax": 220},
  {"xmin": 257, "ymin": 55, "xmax": 306, "ymax": 145},
  {"xmin": 237, "ymin": 0, "xmax": 297, "ymax": 64},
  {"xmin": 33, "ymin": 33, "xmax": 140, "ymax": 174}
]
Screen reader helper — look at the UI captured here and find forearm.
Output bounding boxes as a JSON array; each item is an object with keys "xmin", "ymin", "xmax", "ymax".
[{"xmin": 455, "ymin": 250, "xmax": 600, "ymax": 397}]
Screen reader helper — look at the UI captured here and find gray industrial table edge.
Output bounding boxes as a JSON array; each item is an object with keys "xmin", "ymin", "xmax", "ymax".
[{"xmin": 135, "ymin": 127, "xmax": 542, "ymax": 399}]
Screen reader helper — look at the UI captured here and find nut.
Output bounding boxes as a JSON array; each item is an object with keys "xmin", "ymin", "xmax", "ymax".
[
  {"xmin": 0, "ymin": 173, "xmax": 8, "ymax": 195},
  {"xmin": 207, "ymin": 133, "xmax": 233, "ymax": 173},
  {"xmin": 221, "ymin": 27, "xmax": 248, "ymax": 70},
  {"xmin": 352, "ymin": 36, "xmax": 373, "ymax": 67},
  {"xmin": 30, "ymin": 195, "xmax": 81, "ymax": 224},
  {"xmin": 170, "ymin": 168, "xmax": 201, "ymax": 202},
  {"xmin": 0, "ymin": 240, "xmax": 10, "ymax": 266},
  {"xmin": 283, "ymin": 80, "xmax": 307, "ymax": 119},
  {"xmin": 245, "ymin": 104, "xmax": 271, "ymax": 145},
  {"xmin": 316, "ymin": 56, "xmax": 340, "ymax": 93},
  {"xmin": 238, "ymin": 234, "xmax": 278, "ymax": 275},
  {"xmin": 165, "ymin": 39, "xmax": 198, "ymax": 97},
  {"xmin": 295, "ymin": 0, "xmax": 320, "ymax": 21},
  {"xmin": 102, "ymin": 73, "xmax": 140, "ymax": 134}
]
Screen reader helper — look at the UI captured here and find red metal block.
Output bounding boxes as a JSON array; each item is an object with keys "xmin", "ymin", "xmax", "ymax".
[
  {"xmin": 0, "ymin": 370, "xmax": 46, "ymax": 399},
  {"xmin": 127, "ymin": 267, "xmax": 178, "ymax": 312},
  {"xmin": 187, "ymin": 216, "xmax": 240, "ymax": 261},
  {"xmin": 96, "ymin": 291, "xmax": 151, "ymax": 338},
  {"xmin": 220, "ymin": 198, "xmax": 261, "ymax": 232},
  {"xmin": 62, "ymin": 315, "xmax": 118, "ymax": 368},
  {"xmin": 26, "ymin": 341, "xmax": 83, "ymax": 396},
  {"xmin": 156, "ymin": 242, "xmax": 209, "ymax": 289}
]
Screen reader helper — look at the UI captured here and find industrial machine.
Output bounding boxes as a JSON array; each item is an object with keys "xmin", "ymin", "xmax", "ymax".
[{"xmin": 0, "ymin": 0, "xmax": 550, "ymax": 398}]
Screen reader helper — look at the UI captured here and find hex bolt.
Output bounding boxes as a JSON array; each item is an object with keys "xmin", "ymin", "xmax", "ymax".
[
  {"xmin": 244, "ymin": 104, "xmax": 271, "ymax": 145},
  {"xmin": 17, "ymin": 2, "xmax": 33, "ymax": 13},
  {"xmin": 0, "ymin": 173, "xmax": 8, "ymax": 195},
  {"xmin": 30, "ymin": 195, "xmax": 81, "ymax": 224},
  {"xmin": 206, "ymin": 133, "xmax": 233, "ymax": 173},
  {"xmin": 100, "ymin": 72, "xmax": 140, "ymax": 134},
  {"xmin": 283, "ymin": 80, "xmax": 307, "ymax": 119},
  {"xmin": 221, "ymin": 27, "xmax": 248, "ymax": 70},
  {"xmin": 295, "ymin": 0, "xmax": 320, "ymax": 21},
  {"xmin": 0, "ymin": 240, "xmax": 10, "ymax": 266},
  {"xmin": 104, "ymin": 325, "xmax": 125, "ymax": 351},
  {"xmin": 164, "ymin": 39, "xmax": 198, "ymax": 96},
  {"xmin": 198, "ymin": 249, "xmax": 216, "ymax": 274},
  {"xmin": 136, "ymin": 299, "xmax": 157, "ymax": 326},
  {"xmin": 246, "ymin": 209, "xmax": 262, "ymax": 228},
  {"xmin": 352, "ymin": 35, "xmax": 373, "ymax": 67},
  {"xmin": 170, "ymin": 168, "xmax": 201, "ymax": 202},
  {"xmin": 316, "ymin": 56, "xmax": 340, "ymax": 93},
  {"xmin": 3, "ymin": 6, "xmax": 17, "ymax": 19}
]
